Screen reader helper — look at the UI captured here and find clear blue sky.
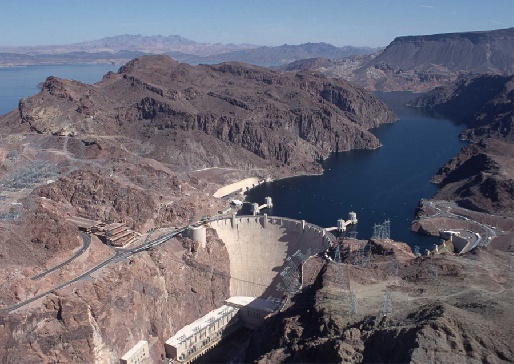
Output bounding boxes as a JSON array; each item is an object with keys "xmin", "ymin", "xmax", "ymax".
[{"xmin": 1, "ymin": 0, "xmax": 513, "ymax": 47}]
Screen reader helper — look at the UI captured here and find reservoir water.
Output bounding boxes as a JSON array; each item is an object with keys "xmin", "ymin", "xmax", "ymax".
[
  {"xmin": 0, "ymin": 65, "xmax": 467, "ymax": 250},
  {"xmin": 0, "ymin": 64, "xmax": 119, "ymax": 116},
  {"xmin": 241, "ymin": 92, "xmax": 467, "ymax": 250}
]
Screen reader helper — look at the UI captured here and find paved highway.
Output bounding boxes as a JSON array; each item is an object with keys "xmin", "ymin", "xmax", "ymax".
[
  {"xmin": 423, "ymin": 200, "xmax": 499, "ymax": 250},
  {"xmin": 3, "ymin": 214, "xmax": 326, "ymax": 313},
  {"xmin": 3, "ymin": 227, "xmax": 187, "ymax": 313},
  {"xmin": 31, "ymin": 232, "xmax": 91, "ymax": 281}
]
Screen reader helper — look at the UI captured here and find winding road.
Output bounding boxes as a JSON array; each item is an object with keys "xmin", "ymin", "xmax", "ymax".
[
  {"xmin": 31, "ymin": 232, "xmax": 91, "ymax": 281},
  {"xmin": 422, "ymin": 200, "xmax": 499, "ymax": 250},
  {"xmin": 3, "ymin": 227, "xmax": 187, "ymax": 313}
]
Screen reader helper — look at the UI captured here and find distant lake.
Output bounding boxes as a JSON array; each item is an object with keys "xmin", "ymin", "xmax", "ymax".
[
  {"xmin": 0, "ymin": 64, "xmax": 119, "ymax": 115},
  {"xmin": 241, "ymin": 92, "xmax": 468, "ymax": 250}
]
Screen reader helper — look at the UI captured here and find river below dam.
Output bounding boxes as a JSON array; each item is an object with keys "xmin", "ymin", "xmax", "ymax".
[
  {"xmin": 0, "ymin": 65, "xmax": 467, "ymax": 250},
  {"xmin": 241, "ymin": 92, "xmax": 468, "ymax": 250}
]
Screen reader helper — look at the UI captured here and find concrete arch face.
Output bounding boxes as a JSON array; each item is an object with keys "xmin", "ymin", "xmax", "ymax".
[{"xmin": 210, "ymin": 216, "xmax": 332, "ymax": 298}]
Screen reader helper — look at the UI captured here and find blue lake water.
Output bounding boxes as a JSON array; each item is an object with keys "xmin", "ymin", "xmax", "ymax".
[
  {"xmin": 0, "ymin": 64, "xmax": 119, "ymax": 116},
  {"xmin": 241, "ymin": 92, "xmax": 468, "ymax": 250},
  {"xmin": 0, "ymin": 65, "xmax": 467, "ymax": 250}
]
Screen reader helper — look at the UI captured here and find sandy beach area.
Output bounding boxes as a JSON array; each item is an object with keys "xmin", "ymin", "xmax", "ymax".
[{"xmin": 213, "ymin": 177, "xmax": 261, "ymax": 198}]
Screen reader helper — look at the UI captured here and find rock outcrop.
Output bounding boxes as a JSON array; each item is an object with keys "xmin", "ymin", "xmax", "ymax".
[
  {"xmin": 0, "ymin": 231, "xmax": 231, "ymax": 363},
  {"xmin": 431, "ymin": 139, "xmax": 514, "ymax": 216},
  {"xmin": 407, "ymin": 74, "xmax": 514, "ymax": 216}
]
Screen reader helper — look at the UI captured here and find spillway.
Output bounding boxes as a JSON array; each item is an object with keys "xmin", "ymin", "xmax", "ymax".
[{"xmin": 210, "ymin": 215, "xmax": 334, "ymax": 297}]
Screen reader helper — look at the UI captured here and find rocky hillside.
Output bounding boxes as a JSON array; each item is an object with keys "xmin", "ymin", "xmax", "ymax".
[
  {"xmin": 371, "ymin": 28, "xmax": 514, "ymax": 75},
  {"xmin": 2, "ymin": 55, "xmax": 396, "ymax": 175},
  {"xmin": 0, "ymin": 55, "xmax": 396, "ymax": 278},
  {"xmin": 405, "ymin": 71, "xmax": 514, "ymax": 249},
  {"xmin": 431, "ymin": 138, "xmax": 514, "ymax": 216},
  {"xmin": 245, "ymin": 241, "xmax": 513, "ymax": 363},
  {"xmin": 407, "ymin": 74, "xmax": 513, "ymax": 141},
  {"xmin": 282, "ymin": 28, "xmax": 514, "ymax": 92},
  {"xmin": 406, "ymin": 74, "xmax": 514, "ymax": 215},
  {"xmin": 0, "ymin": 230, "xmax": 231, "ymax": 363},
  {"xmin": 0, "ymin": 51, "xmax": 401, "ymax": 362}
]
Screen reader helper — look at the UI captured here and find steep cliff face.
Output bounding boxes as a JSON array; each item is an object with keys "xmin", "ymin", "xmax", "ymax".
[
  {"xmin": 405, "ymin": 74, "xmax": 514, "ymax": 216},
  {"xmin": 407, "ymin": 74, "xmax": 514, "ymax": 141},
  {"xmin": 38, "ymin": 169, "xmax": 158, "ymax": 230},
  {"xmin": 373, "ymin": 28, "xmax": 514, "ymax": 74}
]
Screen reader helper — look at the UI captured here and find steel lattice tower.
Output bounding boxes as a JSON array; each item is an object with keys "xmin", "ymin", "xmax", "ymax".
[{"xmin": 380, "ymin": 290, "xmax": 393, "ymax": 317}]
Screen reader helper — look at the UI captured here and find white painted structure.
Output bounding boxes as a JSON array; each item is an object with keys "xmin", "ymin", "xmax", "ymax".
[
  {"xmin": 165, "ymin": 305, "xmax": 240, "ymax": 363},
  {"xmin": 225, "ymin": 296, "xmax": 280, "ymax": 329},
  {"xmin": 165, "ymin": 297, "xmax": 280, "ymax": 362},
  {"xmin": 252, "ymin": 197, "xmax": 273, "ymax": 215},
  {"xmin": 187, "ymin": 225, "xmax": 207, "ymax": 249},
  {"xmin": 120, "ymin": 340, "xmax": 149, "ymax": 364},
  {"xmin": 326, "ymin": 211, "xmax": 358, "ymax": 233}
]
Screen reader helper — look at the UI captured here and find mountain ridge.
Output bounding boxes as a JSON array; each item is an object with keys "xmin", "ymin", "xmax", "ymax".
[
  {"xmin": 280, "ymin": 27, "xmax": 514, "ymax": 92},
  {"xmin": 0, "ymin": 35, "xmax": 376, "ymax": 67}
]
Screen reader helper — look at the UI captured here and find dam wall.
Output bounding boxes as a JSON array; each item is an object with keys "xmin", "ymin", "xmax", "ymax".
[{"xmin": 210, "ymin": 215, "xmax": 334, "ymax": 297}]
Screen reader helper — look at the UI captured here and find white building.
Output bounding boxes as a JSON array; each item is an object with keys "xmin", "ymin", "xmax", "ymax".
[
  {"xmin": 165, "ymin": 297, "xmax": 280, "ymax": 363},
  {"xmin": 120, "ymin": 340, "xmax": 149, "ymax": 364},
  {"xmin": 165, "ymin": 305, "xmax": 240, "ymax": 363}
]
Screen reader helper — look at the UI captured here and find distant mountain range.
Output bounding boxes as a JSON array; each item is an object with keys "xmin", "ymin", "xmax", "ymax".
[
  {"xmin": 279, "ymin": 27, "xmax": 514, "ymax": 92},
  {"xmin": 0, "ymin": 34, "xmax": 257, "ymax": 56},
  {"xmin": 0, "ymin": 34, "xmax": 377, "ymax": 67}
]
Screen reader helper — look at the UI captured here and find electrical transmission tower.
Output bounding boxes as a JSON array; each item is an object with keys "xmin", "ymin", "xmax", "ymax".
[
  {"xmin": 354, "ymin": 244, "xmax": 365, "ymax": 266},
  {"xmin": 334, "ymin": 245, "xmax": 342, "ymax": 263},
  {"xmin": 361, "ymin": 243, "xmax": 372, "ymax": 268},
  {"xmin": 380, "ymin": 290, "xmax": 393, "ymax": 317},
  {"xmin": 382, "ymin": 220, "xmax": 390, "ymax": 239},
  {"xmin": 334, "ymin": 245, "xmax": 349, "ymax": 299},
  {"xmin": 414, "ymin": 245, "xmax": 420, "ymax": 256},
  {"xmin": 372, "ymin": 219, "xmax": 391, "ymax": 240},
  {"xmin": 348, "ymin": 291, "xmax": 358, "ymax": 316},
  {"xmin": 388, "ymin": 260, "xmax": 399, "ymax": 277},
  {"xmin": 277, "ymin": 256, "xmax": 301, "ymax": 293},
  {"xmin": 372, "ymin": 224, "xmax": 381, "ymax": 239}
]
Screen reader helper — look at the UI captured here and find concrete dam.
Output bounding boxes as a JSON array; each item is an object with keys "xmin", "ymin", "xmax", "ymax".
[
  {"xmin": 162, "ymin": 215, "xmax": 335, "ymax": 363},
  {"xmin": 210, "ymin": 215, "xmax": 335, "ymax": 298}
]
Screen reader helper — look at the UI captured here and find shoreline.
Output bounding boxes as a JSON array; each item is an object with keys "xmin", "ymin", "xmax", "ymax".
[
  {"xmin": 213, "ymin": 177, "xmax": 262, "ymax": 198},
  {"xmin": 213, "ymin": 170, "xmax": 325, "ymax": 199}
]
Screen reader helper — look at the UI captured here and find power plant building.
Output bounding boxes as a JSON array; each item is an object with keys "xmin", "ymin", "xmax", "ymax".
[
  {"xmin": 165, "ymin": 297, "xmax": 280, "ymax": 363},
  {"xmin": 165, "ymin": 305, "xmax": 240, "ymax": 363},
  {"xmin": 120, "ymin": 340, "xmax": 149, "ymax": 364}
]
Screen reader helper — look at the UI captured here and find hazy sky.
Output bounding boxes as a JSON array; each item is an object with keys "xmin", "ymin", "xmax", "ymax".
[{"xmin": 1, "ymin": 0, "xmax": 513, "ymax": 47}]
